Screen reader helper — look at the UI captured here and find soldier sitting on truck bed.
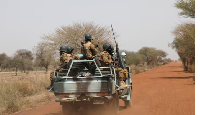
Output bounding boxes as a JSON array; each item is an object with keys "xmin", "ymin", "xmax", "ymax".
[
  {"xmin": 99, "ymin": 42, "xmax": 113, "ymax": 67},
  {"xmin": 100, "ymin": 43, "xmax": 130, "ymax": 88},
  {"xmin": 46, "ymin": 46, "xmax": 80, "ymax": 90}
]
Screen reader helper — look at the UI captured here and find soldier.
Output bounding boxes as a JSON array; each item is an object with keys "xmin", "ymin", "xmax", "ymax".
[
  {"xmin": 81, "ymin": 33, "xmax": 98, "ymax": 75},
  {"xmin": 62, "ymin": 46, "xmax": 80, "ymax": 64},
  {"xmin": 99, "ymin": 42, "xmax": 113, "ymax": 67},
  {"xmin": 115, "ymin": 67, "xmax": 129, "ymax": 88},
  {"xmin": 81, "ymin": 33, "xmax": 97, "ymax": 59},
  {"xmin": 100, "ymin": 43, "xmax": 129, "ymax": 88},
  {"xmin": 46, "ymin": 46, "xmax": 79, "ymax": 90}
]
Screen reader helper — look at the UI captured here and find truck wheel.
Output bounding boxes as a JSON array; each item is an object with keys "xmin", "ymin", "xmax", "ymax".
[
  {"xmin": 124, "ymin": 88, "xmax": 132, "ymax": 108},
  {"xmin": 62, "ymin": 102, "xmax": 77, "ymax": 115},
  {"xmin": 109, "ymin": 94, "xmax": 119, "ymax": 114}
]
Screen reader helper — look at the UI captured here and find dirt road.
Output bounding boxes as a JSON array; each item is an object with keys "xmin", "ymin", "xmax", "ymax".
[{"xmin": 13, "ymin": 62, "xmax": 195, "ymax": 115}]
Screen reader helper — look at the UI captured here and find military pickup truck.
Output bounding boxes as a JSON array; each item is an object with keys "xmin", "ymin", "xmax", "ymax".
[{"xmin": 50, "ymin": 58, "xmax": 132, "ymax": 115}]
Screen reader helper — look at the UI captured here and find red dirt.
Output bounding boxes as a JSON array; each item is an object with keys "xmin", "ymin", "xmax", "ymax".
[{"xmin": 12, "ymin": 62, "xmax": 195, "ymax": 115}]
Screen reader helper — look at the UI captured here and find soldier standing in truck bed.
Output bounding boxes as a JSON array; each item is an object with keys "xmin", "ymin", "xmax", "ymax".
[
  {"xmin": 46, "ymin": 46, "xmax": 79, "ymax": 90},
  {"xmin": 81, "ymin": 33, "xmax": 98, "ymax": 75},
  {"xmin": 81, "ymin": 33, "xmax": 97, "ymax": 59}
]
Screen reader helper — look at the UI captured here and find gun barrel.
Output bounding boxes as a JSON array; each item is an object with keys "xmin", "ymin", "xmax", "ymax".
[{"xmin": 111, "ymin": 25, "xmax": 124, "ymax": 69}]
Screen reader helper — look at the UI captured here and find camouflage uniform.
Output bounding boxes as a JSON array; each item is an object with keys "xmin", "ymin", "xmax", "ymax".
[
  {"xmin": 50, "ymin": 52, "xmax": 80, "ymax": 81},
  {"xmin": 114, "ymin": 67, "xmax": 128, "ymax": 80},
  {"xmin": 81, "ymin": 41, "xmax": 97, "ymax": 59},
  {"xmin": 99, "ymin": 48, "xmax": 128, "ymax": 81},
  {"xmin": 99, "ymin": 51, "xmax": 112, "ymax": 67},
  {"xmin": 46, "ymin": 46, "xmax": 80, "ymax": 90}
]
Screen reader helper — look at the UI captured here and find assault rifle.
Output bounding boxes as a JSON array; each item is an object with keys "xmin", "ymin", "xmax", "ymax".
[{"xmin": 111, "ymin": 25, "xmax": 124, "ymax": 69}]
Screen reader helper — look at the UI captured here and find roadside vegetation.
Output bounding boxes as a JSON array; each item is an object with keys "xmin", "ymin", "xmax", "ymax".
[
  {"xmin": 0, "ymin": 72, "xmax": 54, "ymax": 115},
  {"xmin": 170, "ymin": 0, "xmax": 195, "ymax": 73},
  {"xmin": 122, "ymin": 47, "xmax": 171, "ymax": 75}
]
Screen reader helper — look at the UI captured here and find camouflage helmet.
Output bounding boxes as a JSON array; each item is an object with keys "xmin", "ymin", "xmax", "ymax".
[
  {"xmin": 59, "ymin": 45, "xmax": 68, "ymax": 52},
  {"xmin": 103, "ymin": 42, "xmax": 112, "ymax": 51},
  {"xmin": 85, "ymin": 33, "xmax": 92, "ymax": 41},
  {"xmin": 66, "ymin": 46, "xmax": 74, "ymax": 53}
]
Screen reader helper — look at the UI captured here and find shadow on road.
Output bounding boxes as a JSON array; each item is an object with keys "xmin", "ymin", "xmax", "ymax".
[
  {"xmin": 45, "ymin": 106, "xmax": 126, "ymax": 115},
  {"xmin": 150, "ymin": 76, "xmax": 194, "ymax": 80},
  {"xmin": 46, "ymin": 111, "xmax": 62, "ymax": 115},
  {"xmin": 167, "ymin": 66, "xmax": 182, "ymax": 68},
  {"xmin": 157, "ymin": 76, "xmax": 193, "ymax": 79},
  {"xmin": 187, "ymin": 83, "xmax": 195, "ymax": 85},
  {"xmin": 119, "ymin": 106, "xmax": 126, "ymax": 111},
  {"xmin": 172, "ymin": 70, "xmax": 191, "ymax": 73}
]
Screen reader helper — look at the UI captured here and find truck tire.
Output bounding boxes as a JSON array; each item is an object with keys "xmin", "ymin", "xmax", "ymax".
[
  {"xmin": 62, "ymin": 102, "xmax": 77, "ymax": 115},
  {"xmin": 109, "ymin": 94, "xmax": 119, "ymax": 114}
]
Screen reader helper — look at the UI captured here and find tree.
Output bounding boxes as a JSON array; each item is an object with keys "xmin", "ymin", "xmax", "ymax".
[
  {"xmin": 163, "ymin": 58, "xmax": 172, "ymax": 64},
  {"xmin": 125, "ymin": 52, "xmax": 144, "ymax": 66},
  {"xmin": 0, "ymin": 53, "xmax": 8, "ymax": 71},
  {"xmin": 172, "ymin": 23, "xmax": 195, "ymax": 59},
  {"xmin": 1, "ymin": 57, "xmax": 23, "ymax": 76},
  {"xmin": 138, "ymin": 47, "xmax": 156, "ymax": 65},
  {"xmin": 171, "ymin": 23, "xmax": 195, "ymax": 70},
  {"xmin": 154, "ymin": 50, "xmax": 168, "ymax": 65},
  {"xmin": 41, "ymin": 22, "xmax": 115, "ymax": 53},
  {"xmin": 14, "ymin": 49, "xmax": 33, "ymax": 73},
  {"xmin": 175, "ymin": 0, "xmax": 195, "ymax": 18},
  {"xmin": 138, "ymin": 47, "xmax": 168, "ymax": 65},
  {"xmin": 171, "ymin": 0, "xmax": 195, "ymax": 72},
  {"xmin": 35, "ymin": 42, "xmax": 55, "ymax": 72}
]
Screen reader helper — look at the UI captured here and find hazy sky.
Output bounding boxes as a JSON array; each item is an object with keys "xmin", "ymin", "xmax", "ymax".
[{"xmin": 0, "ymin": 0, "xmax": 194, "ymax": 60}]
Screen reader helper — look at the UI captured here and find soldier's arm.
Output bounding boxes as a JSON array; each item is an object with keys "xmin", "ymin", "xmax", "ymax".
[
  {"xmin": 99, "ymin": 52, "xmax": 103, "ymax": 61},
  {"xmin": 72, "ymin": 53, "xmax": 80, "ymax": 60}
]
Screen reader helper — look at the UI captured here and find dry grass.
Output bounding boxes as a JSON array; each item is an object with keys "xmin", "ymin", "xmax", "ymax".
[
  {"xmin": 0, "ymin": 72, "xmax": 55, "ymax": 115},
  {"xmin": 129, "ymin": 63, "xmax": 161, "ymax": 75},
  {"xmin": 129, "ymin": 65, "xmax": 144, "ymax": 75}
]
